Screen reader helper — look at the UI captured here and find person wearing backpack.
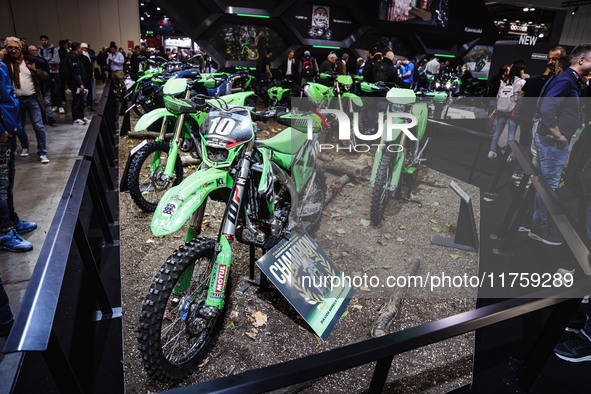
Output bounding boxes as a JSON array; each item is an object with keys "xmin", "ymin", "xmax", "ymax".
[
  {"xmin": 487, "ymin": 60, "xmax": 526, "ymax": 159},
  {"xmin": 39, "ymin": 35, "xmax": 61, "ymax": 121},
  {"xmin": 299, "ymin": 50, "xmax": 319, "ymax": 87}
]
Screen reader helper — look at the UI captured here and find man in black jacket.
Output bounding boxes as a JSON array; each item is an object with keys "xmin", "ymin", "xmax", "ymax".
[
  {"xmin": 66, "ymin": 42, "xmax": 87, "ymax": 125},
  {"xmin": 27, "ymin": 45, "xmax": 56, "ymax": 126}
]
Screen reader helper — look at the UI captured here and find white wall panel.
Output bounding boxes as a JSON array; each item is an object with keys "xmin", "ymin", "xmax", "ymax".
[
  {"xmin": 0, "ymin": 0, "xmax": 139, "ymax": 54},
  {"xmin": 559, "ymin": 10, "xmax": 591, "ymax": 47}
]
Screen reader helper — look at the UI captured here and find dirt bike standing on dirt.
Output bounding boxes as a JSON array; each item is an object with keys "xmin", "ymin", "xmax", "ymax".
[
  {"xmin": 369, "ymin": 87, "xmax": 429, "ymax": 225},
  {"xmin": 126, "ymin": 78, "xmax": 255, "ymax": 212},
  {"xmin": 137, "ymin": 101, "xmax": 326, "ymax": 382}
]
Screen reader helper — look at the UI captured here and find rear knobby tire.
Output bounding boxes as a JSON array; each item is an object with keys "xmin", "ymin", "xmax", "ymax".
[
  {"xmin": 298, "ymin": 170, "xmax": 326, "ymax": 235},
  {"xmin": 128, "ymin": 140, "xmax": 183, "ymax": 212},
  {"xmin": 370, "ymin": 153, "xmax": 394, "ymax": 225},
  {"xmin": 137, "ymin": 237, "xmax": 225, "ymax": 383}
]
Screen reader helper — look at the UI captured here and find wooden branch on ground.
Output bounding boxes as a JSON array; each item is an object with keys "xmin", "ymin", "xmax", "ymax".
[
  {"xmin": 181, "ymin": 156, "xmax": 201, "ymax": 167},
  {"xmin": 371, "ymin": 257, "xmax": 420, "ymax": 338},
  {"xmin": 319, "ymin": 159, "xmax": 371, "ymax": 179}
]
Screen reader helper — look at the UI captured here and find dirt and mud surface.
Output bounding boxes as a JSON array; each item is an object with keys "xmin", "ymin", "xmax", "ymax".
[{"xmin": 119, "ymin": 116, "xmax": 480, "ymax": 393}]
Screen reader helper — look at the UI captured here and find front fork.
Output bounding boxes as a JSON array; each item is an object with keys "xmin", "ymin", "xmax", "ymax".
[
  {"xmin": 162, "ymin": 90, "xmax": 191, "ymax": 179},
  {"xmin": 207, "ymin": 141, "xmax": 255, "ymax": 310}
]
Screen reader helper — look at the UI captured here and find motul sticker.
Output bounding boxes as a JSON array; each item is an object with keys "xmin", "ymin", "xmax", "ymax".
[{"xmin": 215, "ymin": 264, "xmax": 228, "ymax": 293}]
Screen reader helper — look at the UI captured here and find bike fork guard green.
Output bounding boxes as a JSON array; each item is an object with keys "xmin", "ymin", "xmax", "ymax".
[{"xmin": 205, "ymin": 236, "xmax": 232, "ymax": 309}]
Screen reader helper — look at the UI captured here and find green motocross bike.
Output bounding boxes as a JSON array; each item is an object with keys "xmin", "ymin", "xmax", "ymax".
[
  {"xmin": 125, "ymin": 77, "xmax": 255, "ymax": 212},
  {"xmin": 369, "ymin": 87, "xmax": 429, "ymax": 225},
  {"xmin": 303, "ymin": 73, "xmax": 364, "ymax": 146},
  {"xmin": 137, "ymin": 100, "xmax": 326, "ymax": 382}
]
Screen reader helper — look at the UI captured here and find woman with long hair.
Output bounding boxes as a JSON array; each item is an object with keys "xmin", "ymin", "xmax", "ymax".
[{"xmin": 488, "ymin": 60, "xmax": 527, "ymax": 158}]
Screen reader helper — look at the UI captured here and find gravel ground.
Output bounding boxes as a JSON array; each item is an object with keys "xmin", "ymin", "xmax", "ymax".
[{"xmin": 120, "ymin": 115, "xmax": 479, "ymax": 393}]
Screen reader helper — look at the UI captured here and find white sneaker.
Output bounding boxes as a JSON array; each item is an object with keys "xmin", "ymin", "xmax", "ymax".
[
  {"xmin": 73, "ymin": 119, "xmax": 85, "ymax": 125},
  {"xmin": 39, "ymin": 155, "xmax": 50, "ymax": 164},
  {"xmin": 20, "ymin": 148, "xmax": 29, "ymax": 157},
  {"xmin": 58, "ymin": 107, "xmax": 65, "ymax": 114},
  {"xmin": 83, "ymin": 117, "xmax": 92, "ymax": 123},
  {"xmin": 487, "ymin": 151, "xmax": 497, "ymax": 159}
]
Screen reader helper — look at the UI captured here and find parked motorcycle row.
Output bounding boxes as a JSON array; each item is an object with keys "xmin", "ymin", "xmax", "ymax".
[{"xmin": 123, "ymin": 56, "xmax": 455, "ymax": 382}]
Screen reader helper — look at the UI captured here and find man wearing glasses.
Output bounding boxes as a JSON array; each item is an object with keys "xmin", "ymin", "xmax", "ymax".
[
  {"xmin": 0, "ymin": 37, "xmax": 49, "ymax": 163},
  {"xmin": 27, "ymin": 45, "xmax": 56, "ymax": 127}
]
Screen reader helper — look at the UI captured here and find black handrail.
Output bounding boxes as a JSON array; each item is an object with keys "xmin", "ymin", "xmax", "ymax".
[
  {"xmin": 0, "ymin": 80, "xmax": 123, "ymax": 393},
  {"xmin": 162, "ymin": 279, "xmax": 591, "ymax": 394}
]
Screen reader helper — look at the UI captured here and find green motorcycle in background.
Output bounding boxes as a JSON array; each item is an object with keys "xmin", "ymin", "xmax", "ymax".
[
  {"xmin": 369, "ymin": 88, "xmax": 429, "ymax": 225},
  {"xmin": 137, "ymin": 100, "xmax": 326, "ymax": 382},
  {"xmin": 126, "ymin": 78, "xmax": 255, "ymax": 212}
]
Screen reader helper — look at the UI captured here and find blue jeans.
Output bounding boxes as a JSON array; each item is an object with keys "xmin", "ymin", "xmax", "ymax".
[
  {"xmin": 17, "ymin": 96, "xmax": 47, "ymax": 156},
  {"xmin": 0, "ymin": 138, "xmax": 19, "ymax": 231},
  {"xmin": 490, "ymin": 113, "xmax": 517, "ymax": 153},
  {"xmin": 0, "ymin": 275, "xmax": 13, "ymax": 325},
  {"xmin": 532, "ymin": 132, "xmax": 569, "ymax": 231}
]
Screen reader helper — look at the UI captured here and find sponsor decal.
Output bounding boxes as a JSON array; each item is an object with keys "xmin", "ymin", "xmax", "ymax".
[
  {"xmin": 215, "ymin": 264, "xmax": 228, "ymax": 293},
  {"xmin": 161, "ymin": 202, "xmax": 177, "ymax": 217}
]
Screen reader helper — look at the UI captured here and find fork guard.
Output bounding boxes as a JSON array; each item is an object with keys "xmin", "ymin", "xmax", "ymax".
[{"xmin": 151, "ymin": 168, "xmax": 234, "ymax": 237}]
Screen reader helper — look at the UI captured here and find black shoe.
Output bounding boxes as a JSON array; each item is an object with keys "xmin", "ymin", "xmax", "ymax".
[
  {"xmin": 555, "ymin": 331, "xmax": 591, "ymax": 362},
  {"xmin": 0, "ymin": 319, "xmax": 14, "ymax": 337},
  {"xmin": 528, "ymin": 228, "xmax": 563, "ymax": 246},
  {"xmin": 48, "ymin": 117, "xmax": 57, "ymax": 126}
]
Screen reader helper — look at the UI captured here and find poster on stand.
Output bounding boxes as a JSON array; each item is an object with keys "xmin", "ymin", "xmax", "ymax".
[
  {"xmin": 378, "ymin": 0, "xmax": 449, "ymax": 28},
  {"xmin": 462, "ymin": 45, "xmax": 493, "ymax": 79}
]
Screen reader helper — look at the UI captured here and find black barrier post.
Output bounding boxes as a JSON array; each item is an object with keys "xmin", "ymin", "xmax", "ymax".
[
  {"xmin": 507, "ymin": 298, "xmax": 582, "ymax": 392},
  {"xmin": 468, "ymin": 138, "xmax": 486, "ymax": 184},
  {"xmin": 484, "ymin": 146, "xmax": 512, "ymax": 199},
  {"xmin": 368, "ymin": 355, "xmax": 394, "ymax": 393},
  {"xmin": 431, "ymin": 181, "xmax": 479, "ymax": 252},
  {"xmin": 42, "ymin": 329, "xmax": 84, "ymax": 394},
  {"xmin": 74, "ymin": 218, "xmax": 114, "ymax": 318},
  {"xmin": 119, "ymin": 92, "xmax": 131, "ymax": 136}
]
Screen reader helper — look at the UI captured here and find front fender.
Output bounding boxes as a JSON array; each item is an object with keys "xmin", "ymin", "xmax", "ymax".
[
  {"xmin": 218, "ymin": 91, "xmax": 255, "ymax": 105},
  {"xmin": 135, "ymin": 108, "xmax": 177, "ymax": 131},
  {"xmin": 342, "ymin": 92, "xmax": 362, "ymax": 107},
  {"xmin": 151, "ymin": 168, "xmax": 234, "ymax": 237}
]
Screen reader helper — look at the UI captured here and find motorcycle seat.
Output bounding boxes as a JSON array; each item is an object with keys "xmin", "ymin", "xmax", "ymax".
[{"xmin": 258, "ymin": 127, "xmax": 308, "ymax": 154}]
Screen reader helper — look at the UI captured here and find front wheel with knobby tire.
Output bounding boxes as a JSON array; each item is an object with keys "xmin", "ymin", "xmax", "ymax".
[
  {"xmin": 370, "ymin": 153, "xmax": 395, "ymax": 225},
  {"xmin": 298, "ymin": 170, "xmax": 326, "ymax": 234},
  {"xmin": 137, "ymin": 237, "xmax": 227, "ymax": 382},
  {"xmin": 127, "ymin": 140, "xmax": 183, "ymax": 212}
]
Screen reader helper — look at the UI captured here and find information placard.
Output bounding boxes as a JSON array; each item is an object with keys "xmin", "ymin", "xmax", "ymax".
[{"xmin": 257, "ymin": 227, "xmax": 353, "ymax": 341}]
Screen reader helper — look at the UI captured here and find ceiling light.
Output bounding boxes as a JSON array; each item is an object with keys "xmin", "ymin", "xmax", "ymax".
[
  {"xmin": 528, "ymin": 21, "xmax": 532, "ymax": 24},
  {"xmin": 572, "ymin": 6, "xmax": 579, "ymax": 14},
  {"xmin": 523, "ymin": 7, "xmax": 529, "ymax": 11},
  {"xmin": 539, "ymin": 33, "xmax": 544, "ymax": 38},
  {"xmin": 140, "ymin": 17, "xmax": 144, "ymax": 20},
  {"xmin": 503, "ymin": 18, "xmax": 507, "ymax": 21},
  {"xmin": 516, "ymin": 20, "xmax": 520, "ymax": 22},
  {"xmin": 140, "ymin": 2, "xmax": 144, "ymax": 5},
  {"xmin": 530, "ymin": 8, "xmax": 535, "ymax": 11},
  {"xmin": 157, "ymin": 7, "xmax": 160, "ymax": 10}
]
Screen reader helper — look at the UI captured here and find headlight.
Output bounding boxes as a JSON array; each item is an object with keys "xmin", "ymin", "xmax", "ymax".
[{"xmin": 205, "ymin": 146, "xmax": 229, "ymax": 163}]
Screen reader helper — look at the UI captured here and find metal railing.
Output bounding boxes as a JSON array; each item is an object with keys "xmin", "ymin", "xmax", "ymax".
[
  {"xmin": 0, "ymin": 81, "xmax": 123, "ymax": 393},
  {"xmin": 161, "ymin": 139, "xmax": 590, "ymax": 394}
]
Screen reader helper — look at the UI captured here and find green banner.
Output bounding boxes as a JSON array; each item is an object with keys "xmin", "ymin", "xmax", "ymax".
[{"xmin": 257, "ymin": 227, "xmax": 353, "ymax": 341}]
